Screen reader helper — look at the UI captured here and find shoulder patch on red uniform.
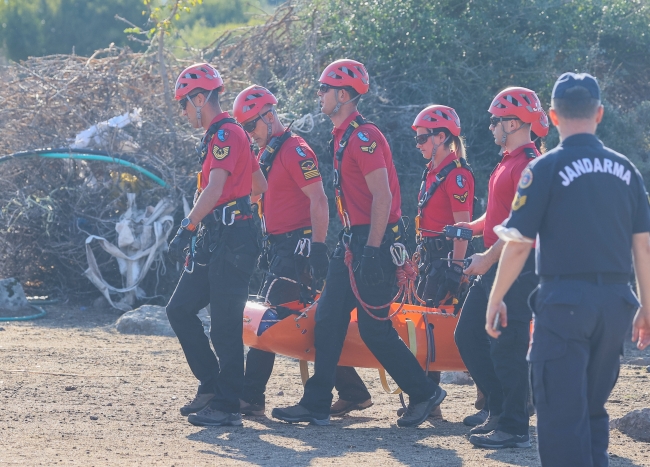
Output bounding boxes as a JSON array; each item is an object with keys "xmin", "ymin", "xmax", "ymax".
[
  {"xmin": 453, "ymin": 191, "xmax": 469, "ymax": 203},
  {"xmin": 300, "ymin": 159, "xmax": 320, "ymax": 180},
  {"xmin": 296, "ymin": 146, "xmax": 307, "ymax": 158},
  {"xmin": 217, "ymin": 129, "xmax": 229, "ymax": 142},
  {"xmin": 213, "ymin": 145, "xmax": 230, "ymax": 160},
  {"xmin": 360, "ymin": 141, "xmax": 377, "ymax": 154},
  {"xmin": 456, "ymin": 174, "xmax": 466, "ymax": 188},
  {"xmin": 357, "ymin": 131, "xmax": 370, "ymax": 142}
]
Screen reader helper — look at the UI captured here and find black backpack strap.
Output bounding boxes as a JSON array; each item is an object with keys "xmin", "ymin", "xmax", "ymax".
[
  {"xmin": 331, "ymin": 114, "xmax": 377, "ymax": 189},
  {"xmin": 259, "ymin": 129, "xmax": 294, "ymax": 178},
  {"xmin": 524, "ymin": 147, "xmax": 537, "ymax": 159},
  {"xmin": 418, "ymin": 158, "xmax": 473, "ymax": 209},
  {"xmin": 197, "ymin": 117, "xmax": 240, "ymax": 165}
]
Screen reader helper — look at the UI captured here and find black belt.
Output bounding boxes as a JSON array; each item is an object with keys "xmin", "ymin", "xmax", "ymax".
[
  {"xmin": 540, "ymin": 273, "xmax": 630, "ymax": 285},
  {"xmin": 419, "ymin": 236, "xmax": 450, "ymax": 252},
  {"xmin": 203, "ymin": 196, "xmax": 253, "ymax": 227},
  {"xmin": 267, "ymin": 227, "xmax": 312, "ymax": 243}
]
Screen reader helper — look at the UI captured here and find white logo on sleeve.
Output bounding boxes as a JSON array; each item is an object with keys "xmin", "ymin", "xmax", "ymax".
[{"xmin": 559, "ymin": 158, "xmax": 631, "ymax": 186}]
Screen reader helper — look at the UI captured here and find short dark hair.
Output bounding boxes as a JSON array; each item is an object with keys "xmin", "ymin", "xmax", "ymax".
[
  {"xmin": 344, "ymin": 86, "xmax": 360, "ymax": 101},
  {"xmin": 551, "ymin": 86, "xmax": 600, "ymax": 119},
  {"xmin": 192, "ymin": 87, "xmax": 221, "ymax": 107}
]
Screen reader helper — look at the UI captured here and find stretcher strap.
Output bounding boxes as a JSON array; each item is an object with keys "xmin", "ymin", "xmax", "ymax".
[
  {"xmin": 299, "ymin": 359, "xmax": 310, "ymax": 386},
  {"xmin": 378, "ymin": 318, "xmax": 417, "ymax": 394}
]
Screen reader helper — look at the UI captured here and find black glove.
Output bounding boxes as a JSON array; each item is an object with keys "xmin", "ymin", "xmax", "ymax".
[
  {"xmin": 309, "ymin": 242, "xmax": 330, "ymax": 282},
  {"xmin": 359, "ymin": 245, "xmax": 384, "ymax": 287},
  {"xmin": 434, "ymin": 263, "xmax": 463, "ymax": 307},
  {"xmin": 168, "ymin": 227, "xmax": 194, "ymax": 263}
]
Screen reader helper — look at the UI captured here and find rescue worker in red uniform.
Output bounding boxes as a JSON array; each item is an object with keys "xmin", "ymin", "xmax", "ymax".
[
  {"xmin": 411, "ymin": 104, "xmax": 475, "ymax": 419},
  {"xmin": 165, "ymin": 63, "xmax": 266, "ymax": 427},
  {"xmin": 272, "ymin": 59, "xmax": 446, "ymax": 427},
  {"xmin": 454, "ymin": 87, "xmax": 549, "ymax": 448},
  {"xmin": 231, "ymin": 85, "xmax": 332, "ymax": 416}
]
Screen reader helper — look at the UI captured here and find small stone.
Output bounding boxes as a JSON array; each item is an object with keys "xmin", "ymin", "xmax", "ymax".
[
  {"xmin": 276, "ymin": 391, "xmax": 284, "ymax": 396},
  {"xmin": 106, "ymin": 403, "xmax": 112, "ymax": 406},
  {"xmin": 115, "ymin": 305, "xmax": 175, "ymax": 337},
  {"xmin": 90, "ymin": 415, "xmax": 98, "ymax": 421},
  {"xmin": 440, "ymin": 371, "xmax": 474, "ymax": 385},
  {"xmin": 0, "ymin": 327, "xmax": 5, "ymax": 331},
  {"xmin": 171, "ymin": 396, "xmax": 177, "ymax": 400},
  {"xmin": 611, "ymin": 408, "xmax": 650, "ymax": 442},
  {"xmin": 646, "ymin": 365, "xmax": 650, "ymax": 373},
  {"xmin": 64, "ymin": 386, "xmax": 77, "ymax": 391}
]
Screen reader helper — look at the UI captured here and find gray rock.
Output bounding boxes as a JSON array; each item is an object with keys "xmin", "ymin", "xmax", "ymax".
[
  {"xmin": 440, "ymin": 371, "xmax": 474, "ymax": 385},
  {"xmin": 627, "ymin": 357, "xmax": 650, "ymax": 366},
  {"xmin": 0, "ymin": 278, "xmax": 29, "ymax": 312},
  {"xmin": 611, "ymin": 408, "xmax": 650, "ymax": 442},
  {"xmin": 115, "ymin": 305, "xmax": 175, "ymax": 337},
  {"xmin": 93, "ymin": 296, "xmax": 110, "ymax": 310}
]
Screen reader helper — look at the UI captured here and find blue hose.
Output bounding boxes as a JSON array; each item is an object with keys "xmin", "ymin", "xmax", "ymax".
[
  {"xmin": 0, "ymin": 304, "xmax": 47, "ymax": 321},
  {"xmin": 0, "ymin": 148, "xmax": 168, "ymax": 187}
]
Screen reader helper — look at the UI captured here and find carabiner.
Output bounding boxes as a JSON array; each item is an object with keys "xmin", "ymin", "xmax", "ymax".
[{"xmin": 390, "ymin": 243, "xmax": 407, "ymax": 267}]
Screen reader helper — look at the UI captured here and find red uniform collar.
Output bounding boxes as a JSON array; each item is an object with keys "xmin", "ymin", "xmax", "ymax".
[
  {"xmin": 207, "ymin": 111, "xmax": 232, "ymax": 127},
  {"xmin": 332, "ymin": 110, "xmax": 362, "ymax": 135},
  {"xmin": 502, "ymin": 142, "xmax": 537, "ymax": 161},
  {"xmin": 429, "ymin": 151, "xmax": 459, "ymax": 176}
]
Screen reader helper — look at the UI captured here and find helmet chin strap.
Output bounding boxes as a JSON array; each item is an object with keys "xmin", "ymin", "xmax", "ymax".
[
  {"xmin": 188, "ymin": 89, "xmax": 213, "ymax": 128},
  {"xmin": 430, "ymin": 133, "xmax": 450, "ymax": 164},
  {"xmin": 499, "ymin": 119, "xmax": 523, "ymax": 147},
  {"xmin": 327, "ymin": 92, "xmax": 361, "ymax": 117}
]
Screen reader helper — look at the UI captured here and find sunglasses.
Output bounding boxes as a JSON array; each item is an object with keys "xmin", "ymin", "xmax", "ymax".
[
  {"xmin": 489, "ymin": 116, "xmax": 519, "ymax": 126},
  {"xmin": 318, "ymin": 83, "xmax": 345, "ymax": 94},
  {"xmin": 179, "ymin": 92, "xmax": 202, "ymax": 111},
  {"xmin": 414, "ymin": 132, "xmax": 435, "ymax": 145},
  {"xmin": 243, "ymin": 109, "xmax": 273, "ymax": 133}
]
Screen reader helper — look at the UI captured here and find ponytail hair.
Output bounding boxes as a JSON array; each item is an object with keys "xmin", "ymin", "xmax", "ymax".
[{"xmin": 436, "ymin": 127, "xmax": 467, "ymax": 159}]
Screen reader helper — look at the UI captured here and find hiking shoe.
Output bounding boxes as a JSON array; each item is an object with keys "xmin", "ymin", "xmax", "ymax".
[
  {"xmin": 179, "ymin": 392, "xmax": 215, "ymax": 416},
  {"xmin": 396, "ymin": 404, "xmax": 443, "ymax": 419},
  {"xmin": 397, "ymin": 386, "xmax": 447, "ymax": 427},
  {"xmin": 330, "ymin": 398, "xmax": 373, "ymax": 417},
  {"xmin": 469, "ymin": 413, "xmax": 501, "ymax": 434},
  {"xmin": 240, "ymin": 399, "xmax": 265, "ymax": 417},
  {"xmin": 187, "ymin": 407, "xmax": 242, "ymax": 427},
  {"xmin": 469, "ymin": 430, "xmax": 531, "ymax": 449},
  {"xmin": 271, "ymin": 404, "xmax": 330, "ymax": 426},
  {"xmin": 463, "ymin": 408, "xmax": 489, "ymax": 427}
]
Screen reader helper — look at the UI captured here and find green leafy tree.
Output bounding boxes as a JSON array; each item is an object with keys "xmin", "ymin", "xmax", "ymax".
[{"xmin": 0, "ymin": 0, "xmax": 146, "ymax": 61}]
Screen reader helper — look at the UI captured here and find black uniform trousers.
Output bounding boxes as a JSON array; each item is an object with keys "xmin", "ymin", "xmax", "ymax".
[
  {"xmin": 166, "ymin": 219, "xmax": 258, "ymax": 414},
  {"xmin": 455, "ymin": 251, "xmax": 537, "ymax": 435},
  {"xmin": 299, "ymin": 227, "xmax": 436, "ymax": 415},
  {"xmin": 530, "ymin": 279, "xmax": 638, "ymax": 467},
  {"xmin": 241, "ymin": 232, "xmax": 371, "ymax": 406}
]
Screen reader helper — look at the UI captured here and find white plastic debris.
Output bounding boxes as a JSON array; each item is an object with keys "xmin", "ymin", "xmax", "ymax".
[
  {"xmin": 84, "ymin": 193, "xmax": 174, "ymax": 312},
  {"xmin": 71, "ymin": 108, "xmax": 142, "ymax": 152}
]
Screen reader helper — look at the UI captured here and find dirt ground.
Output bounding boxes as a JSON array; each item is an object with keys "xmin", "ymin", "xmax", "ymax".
[{"xmin": 1, "ymin": 304, "xmax": 649, "ymax": 467}]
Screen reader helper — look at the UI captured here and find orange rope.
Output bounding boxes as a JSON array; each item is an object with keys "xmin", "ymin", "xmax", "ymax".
[{"xmin": 344, "ymin": 244, "xmax": 421, "ymax": 321}]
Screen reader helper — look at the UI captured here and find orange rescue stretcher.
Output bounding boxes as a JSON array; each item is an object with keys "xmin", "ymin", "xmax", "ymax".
[{"xmin": 243, "ymin": 299, "xmax": 467, "ymax": 393}]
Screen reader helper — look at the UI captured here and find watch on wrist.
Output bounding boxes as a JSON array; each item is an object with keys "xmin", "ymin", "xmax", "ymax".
[{"xmin": 180, "ymin": 217, "xmax": 197, "ymax": 231}]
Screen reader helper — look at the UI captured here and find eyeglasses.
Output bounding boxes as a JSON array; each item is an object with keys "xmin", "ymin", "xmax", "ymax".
[
  {"xmin": 489, "ymin": 116, "xmax": 519, "ymax": 126},
  {"xmin": 414, "ymin": 132, "xmax": 435, "ymax": 145},
  {"xmin": 179, "ymin": 92, "xmax": 202, "ymax": 111},
  {"xmin": 242, "ymin": 109, "xmax": 273, "ymax": 133},
  {"xmin": 318, "ymin": 83, "xmax": 344, "ymax": 94}
]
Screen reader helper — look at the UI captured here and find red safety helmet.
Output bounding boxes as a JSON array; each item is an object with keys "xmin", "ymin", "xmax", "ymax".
[
  {"xmin": 174, "ymin": 63, "xmax": 224, "ymax": 100},
  {"xmin": 489, "ymin": 87, "xmax": 549, "ymax": 137},
  {"xmin": 233, "ymin": 85, "xmax": 278, "ymax": 123},
  {"xmin": 319, "ymin": 59, "xmax": 370, "ymax": 95},
  {"xmin": 412, "ymin": 105, "xmax": 461, "ymax": 136}
]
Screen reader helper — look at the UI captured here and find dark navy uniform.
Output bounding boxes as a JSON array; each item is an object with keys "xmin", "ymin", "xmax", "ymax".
[{"xmin": 505, "ymin": 133, "xmax": 650, "ymax": 466}]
